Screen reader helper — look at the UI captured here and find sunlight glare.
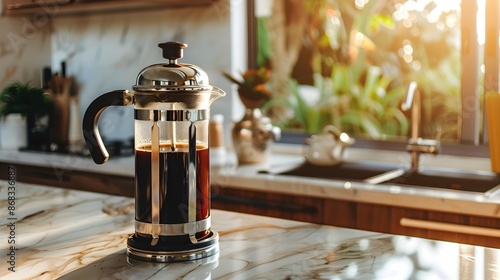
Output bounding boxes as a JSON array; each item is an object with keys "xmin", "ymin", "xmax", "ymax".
[{"xmin": 477, "ymin": 0, "xmax": 485, "ymax": 45}]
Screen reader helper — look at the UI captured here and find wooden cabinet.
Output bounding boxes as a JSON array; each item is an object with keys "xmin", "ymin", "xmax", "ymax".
[
  {"xmin": 322, "ymin": 198, "xmax": 357, "ymax": 229},
  {"xmin": 211, "ymin": 187, "xmax": 324, "ymax": 224},
  {"xmin": 0, "ymin": 162, "xmax": 134, "ymax": 197},
  {"xmin": 211, "ymin": 187, "xmax": 500, "ymax": 249},
  {"xmin": 3, "ymin": 0, "xmax": 218, "ymax": 16},
  {"xmin": 324, "ymin": 199, "xmax": 500, "ymax": 248}
]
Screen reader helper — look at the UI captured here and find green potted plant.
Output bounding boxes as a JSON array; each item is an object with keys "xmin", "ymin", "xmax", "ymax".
[
  {"xmin": 223, "ymin": 67, "xmax": 272, "ymax": 109},
  {"xmin": 0, "ymin": 82, "xmax": 51, "ymax": 150}
]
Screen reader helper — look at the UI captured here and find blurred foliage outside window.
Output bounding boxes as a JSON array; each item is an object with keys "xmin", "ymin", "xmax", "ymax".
[{"xmin": 257, "ymin": 0, "xmax": 462, "ymax": 142}]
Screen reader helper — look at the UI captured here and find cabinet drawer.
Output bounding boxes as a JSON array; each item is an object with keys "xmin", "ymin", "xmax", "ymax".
[
  {"xmin": 391, "ymin": 207, "xmax": 500, "ymax": 248},
  {"xmin": 326, "ymin": 199, "xmax": 500, "ymax": 248}
]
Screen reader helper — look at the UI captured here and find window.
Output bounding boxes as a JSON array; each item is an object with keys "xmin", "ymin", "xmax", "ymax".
[{"xmin": 248, "ymin": 0, "xmax": 493, "ymax": 155}]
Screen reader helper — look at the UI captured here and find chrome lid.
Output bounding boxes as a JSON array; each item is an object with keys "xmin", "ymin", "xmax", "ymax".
[{"xmin": 133, "ymin": 42, "xmax": 212, "ymax": 92}]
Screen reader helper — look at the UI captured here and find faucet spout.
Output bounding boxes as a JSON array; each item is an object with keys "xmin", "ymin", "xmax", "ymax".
[
  {"xmin": 401, "ymin": 82, "xmax": 440, "ymax": 172},
  {"xmin": 402, "ymin": 81, "xmax": 419, "ymax": 142}
]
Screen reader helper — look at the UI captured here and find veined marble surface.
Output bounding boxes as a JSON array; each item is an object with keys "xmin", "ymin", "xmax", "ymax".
[{"xmin": 1, "ymin": 181, "xmax": 499, "ymax": 279}]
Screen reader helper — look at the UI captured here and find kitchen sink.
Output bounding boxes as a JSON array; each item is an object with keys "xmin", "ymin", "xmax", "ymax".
[
  {"xmin": 271, "ymin": 161, "xmax": 404, "ymax": 183},
  {"xmin": 269, "ymin": 161, "xmax": 500, "ymax": 197},
  {"xmin": 383, "ymin": 168, "xmax": 500, "ymax": 196}
]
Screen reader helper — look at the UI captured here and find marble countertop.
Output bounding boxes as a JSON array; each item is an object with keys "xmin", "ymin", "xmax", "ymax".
[
  {"xmin": 1, "ymin": 144, "xmax": 499, "ymax": 220},
  {"xmin": 1, "ymin": 181, "xmax": 499, "ymax": 279},
  {"xmin": 212, "ymin": 146, "xmax": 500, "ymax": 219}
]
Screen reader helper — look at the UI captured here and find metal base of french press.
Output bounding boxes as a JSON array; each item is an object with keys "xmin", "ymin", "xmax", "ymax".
[{"xmin": 126, "ymin": 231, "xmax": 219, "ymax": 263}]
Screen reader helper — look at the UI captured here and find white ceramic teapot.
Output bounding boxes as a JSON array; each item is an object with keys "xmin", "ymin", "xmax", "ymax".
[{"xmin": 303, "ymin": 125, "xmax": 355, "ymax": 165}]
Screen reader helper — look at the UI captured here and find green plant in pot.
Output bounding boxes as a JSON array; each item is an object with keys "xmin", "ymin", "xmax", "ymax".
[{"xmin": 0, "ymin": 82, "xmax": 51, "ymax": 150}]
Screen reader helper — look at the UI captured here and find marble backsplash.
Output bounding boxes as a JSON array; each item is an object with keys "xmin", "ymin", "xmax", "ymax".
[
  {"xmin": 0, "ymin": 0, "xmax": 51, "ymax": 87},
  {"xmin": 0, "ymin": 0, "xmax": 242, "ymax": 142}
]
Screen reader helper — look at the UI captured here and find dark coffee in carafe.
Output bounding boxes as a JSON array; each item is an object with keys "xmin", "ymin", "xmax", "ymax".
[{"xmin": 135, "ymin": 142, "xmax": 210, "ymax": 239}]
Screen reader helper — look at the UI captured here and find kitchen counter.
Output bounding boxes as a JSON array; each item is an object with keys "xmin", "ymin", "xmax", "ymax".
[
  {"xmin": 0, "ymin": 149, "xmax": 135, "ymax": 177},
  {"xmin": 1, "ymin": 181, "xmax": 499, "ymax": 279},
  {"xmin": 212, "ymin": 145, "xmax": 500, "ymax": 220},
  {"xmin": 1, "ymin": 144, "xmax": 499, "ymax": 220}
]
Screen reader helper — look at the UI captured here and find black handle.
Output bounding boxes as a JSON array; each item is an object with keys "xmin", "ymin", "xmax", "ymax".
[{"xmin": 82, "ymin": 90, "xmax": 130, "ymax": 164}]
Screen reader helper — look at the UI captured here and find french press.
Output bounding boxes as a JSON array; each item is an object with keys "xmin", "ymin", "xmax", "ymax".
[{"xmin": 83, "ymin": 42, "xmax": 225, "ymax": 262}]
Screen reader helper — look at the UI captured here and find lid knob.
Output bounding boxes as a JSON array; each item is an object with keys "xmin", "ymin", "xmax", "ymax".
[{"xmin": 158, "ymin": 41, "xmax": 188, "ymax": 64}]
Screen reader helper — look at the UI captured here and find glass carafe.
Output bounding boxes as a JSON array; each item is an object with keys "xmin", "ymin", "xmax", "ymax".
[{"xmin": 82, "ymin": 42, "xmax": 225, "ymax": 262}]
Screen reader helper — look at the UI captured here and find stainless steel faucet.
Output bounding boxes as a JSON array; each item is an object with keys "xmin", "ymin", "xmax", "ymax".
[{"xmin": 401, "ymin": 81, "xmax": 440, "ymax": 172}]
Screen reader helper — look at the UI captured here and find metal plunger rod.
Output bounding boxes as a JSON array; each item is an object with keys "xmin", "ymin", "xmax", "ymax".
[
  {"xmin": 171, "ymin": 104, "xmax": 177, "ymax": 151},
  {"xmin": 151, "ymin": 121, "xmax": 160, "ymax": 245},
  {"xmin": 171, "ymin": 122, "xmax": 176, "ymax": 151},
  {"xmin": 188, "ymin": 122, "xmax": 197, "ymax": 244}
]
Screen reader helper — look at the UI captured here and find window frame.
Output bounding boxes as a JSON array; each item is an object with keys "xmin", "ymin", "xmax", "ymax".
[{"xmin": 246, "ymin": 0, "xmax": 493, "ymax": 158}]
